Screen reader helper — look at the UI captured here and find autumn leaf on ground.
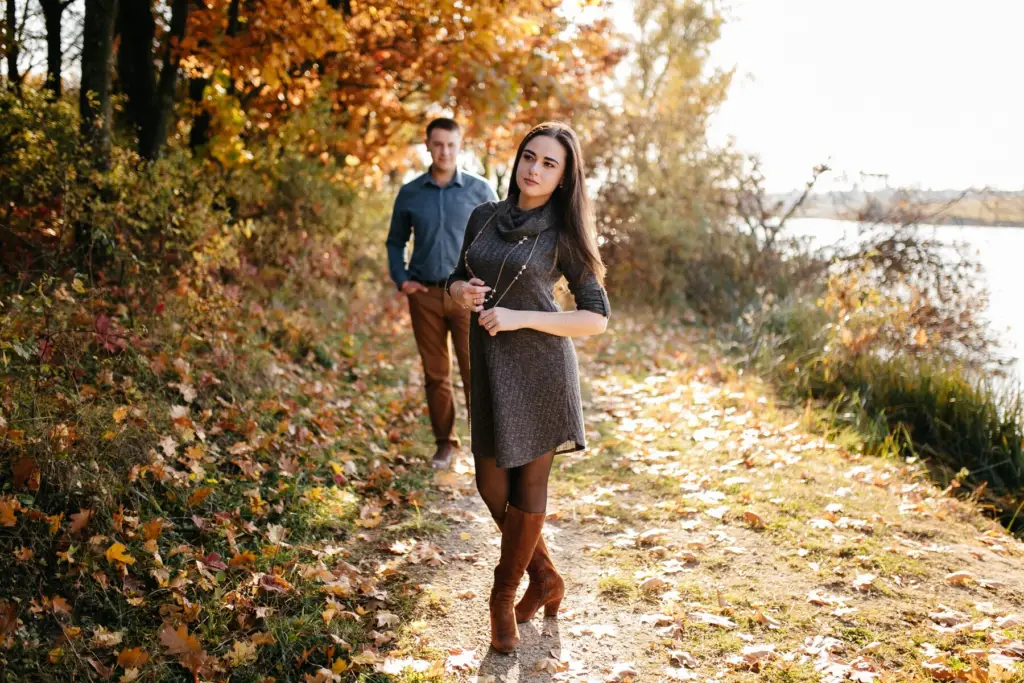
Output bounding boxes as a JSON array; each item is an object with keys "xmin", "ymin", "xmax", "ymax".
[
  {"xmin": 607, "ymin": 662, "xmax": 639, "ymax": 682},
  {"xmin": 690, "ymin": 611, "xmax": 737, "ymax": 629},
  {"xmin": 117, "ymin": 648, "xmax": 150, "ymax": 668},
  {"xmin": 807, "ymin": 590, "xmax": 845, "ymax": 606},
  {"xmin": 0, "ymin": 498, "xmax": 18, "ymax": 527},
  {"xmin": 376, "ymin": 657, "xmax": 430, "ymax": 674},
  {"xmin": 259, "ymin": 574, "xmax": 294, "ymax": 594},
  {"xmin": 639, "ymin": 577, "xmax": 669, "ymax": 592},
  {"xmin": 569, "ymin": 623, "xmax": 618, "ymax": 639},
  {"xmin": 754, "ymin": 609, "xmax": 782, "ymax": 629},
  {"xmin": 375, "ymin": 612, "xmax": 400, "ymax": 629},
  {"xmin": 160, "ymin": 624, "xmax": 202, "ymax": 655},
  {"xmin": 159, "ymin": 623, "xmax": 207, "ymax": 673},
  {"xmin": 446, "ymin": 648, "xmax": 479, "ymax": 671},
  {"xmin": 228, "ymin": 640, "xmax": 258, "ymax": 667},
  {"xmin": 13, "ymin": 547, "xmax": 33, "ymax": 562},
  {"xmin": 536, "ymin": 657, "xmax": 568, "ymax": 673},
  {"xmin": 945, "ymin": 570, "xmax": 976, "ymax": 586},
  {"xmin": 12, "ymin": 457, "xmax": 40, "ymax": 490},
  {"xmin": 112, "ymin": 406, "xmax": 130, "ymax": 424},
  {"xmin": 743, "ymin": 511, "xmax": 764, "ymax": 528},
  {"xmin": 90, "ymin": 626, "xmax": 123, "ymax": 648},
  {"xmin": 853, "ymin": 573, "xmax": 877, "ymax": 591},
  {"xmin": 105, "ymin": 543, "xmax": 135, "ymax": 566},
  {"xmin": 187, "ymin": 487, "xmax": 212, "ymax": 507},
  {"xmin": 229, "ymin": 551, "xmax": 256, "ymax": 568}
]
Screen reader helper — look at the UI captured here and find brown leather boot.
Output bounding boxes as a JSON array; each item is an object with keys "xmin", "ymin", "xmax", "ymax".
[
  {"xmin": 489, "ymin": 504, "xmax": 544, "ymax": 653},
  {"xmin": 514, "ymin": 534, "xmax": 565, "ymax": 622}
]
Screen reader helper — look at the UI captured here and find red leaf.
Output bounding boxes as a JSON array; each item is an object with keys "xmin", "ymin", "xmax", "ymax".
[{"xmin": 201, "ymin": 553, "xmax": 227, "ymax": 571}]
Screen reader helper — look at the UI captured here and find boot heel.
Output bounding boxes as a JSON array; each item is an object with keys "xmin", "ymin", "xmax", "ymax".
[{"xmin": 544, "ymin": 597, "xmax": 562, "ymax": 617}]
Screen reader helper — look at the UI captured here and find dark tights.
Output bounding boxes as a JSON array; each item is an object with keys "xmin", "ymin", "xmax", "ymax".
[{"xmin": 475, "ymin": 451, "xmax": 555, "ymax": 521}]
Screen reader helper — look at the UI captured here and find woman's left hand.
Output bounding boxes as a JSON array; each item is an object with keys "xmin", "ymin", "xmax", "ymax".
[{"xmin": 478, "ymin": 307, "xmax": 526, "ymax": 336}]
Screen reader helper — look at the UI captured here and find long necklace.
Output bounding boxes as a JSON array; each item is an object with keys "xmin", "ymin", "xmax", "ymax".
[{"xmin": 464, "ymin": 211, "xmax": 541, "ymax": 308}]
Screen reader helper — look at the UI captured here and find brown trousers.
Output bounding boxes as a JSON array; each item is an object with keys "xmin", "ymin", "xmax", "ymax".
[{"xmin": 407, "ymin": 286, "xmax": 471, "ymax": 446}]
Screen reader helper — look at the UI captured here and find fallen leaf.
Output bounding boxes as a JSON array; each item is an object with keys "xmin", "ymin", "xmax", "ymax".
[
  {"xmin": 606, "ymin": 662, "xmax": 638, "ymax": 682},
  {"xmin": 88, "ymin": 626, "xmax": 121, "ymax": 650},
  {"xmin": 229, "ymin": 551, "xmax": 256, "ymax": 568},
  {"xmin": 669, "ymin": 650, "xmax": 698, "ymax": 668},
  {"xmin": 996, "ymin": 614, "xmax": 1023, "ymax": 628},
  {"xmin": 159, "ymin": 623, "xmax": 202, "ymax": 655},
  {"xmin": 743, "ymin": 511, "xmax": 764, "ymax": 528},
  {"xmin": 228, "ymin": 639, "xmax": 258, "ymax": 666},
  {"xmin": 259, "ymin": 574, "xmax": 294, "ymax": 594},
  {"xmin": 639, "ymin": 577, "xmax": 669, "ymax": 592},
  {"xmin": 12, "ymin": 457, "xmax": 40, "ymax": 490},
  {"xmin": 689, "ymin": 611, "xmax": 736, "ymax": 629},
  {"xmin": 377, "ymin": 657, "xmax": 430, "ymax": 675},
  {"xmin": 705, "ymin": 506, "xmax": 729, "ymax": 520},
  {"xmin": 117, "ymin": 648, "xmax": 150, "ymax": 668},
  {"xmin": 852, "ymin": 573, "xmax": 877, "ymax": 591},
  {"xmin": 376, "ymin": 612, "xmax": 400, "ymax": 629},
  {"xmin": 113, "ymin": 406, "xmax": 130, "ymax": 424},
  {"xmin": 753, "ymin": 609, "xmax": 782, "ymax": 629},
  {"xmin": 105, "ymin": 543, "xmax": 135, "ymax": 566},
  {"xmin": 446, "ymin": 648, "xmax": 479, "ymax": 671},
  {"xmin": 187, "ymin": 487, "xmax": 213, "ymax": 507},
  {"xmin": 536, "ymin": 657, "xmax": 566, "ymax": 673},
  {"xmin": 944, "ymin": 570, "xmax": 976, "ymax": 586},
  {"xmin": 0, "ymin": 499, "xmax": 18, "ymax": 527}
]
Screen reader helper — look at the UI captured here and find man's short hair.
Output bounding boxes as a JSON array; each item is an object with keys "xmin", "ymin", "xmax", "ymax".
[{"xmin": 426, "ymin": 118, "xmax": 462, "ymax": 139}]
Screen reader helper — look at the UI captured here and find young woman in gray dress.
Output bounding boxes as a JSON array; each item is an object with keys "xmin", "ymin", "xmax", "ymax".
[{"xmin": 445, "ymin": 122, "xmax": 610, "ymax": 653}]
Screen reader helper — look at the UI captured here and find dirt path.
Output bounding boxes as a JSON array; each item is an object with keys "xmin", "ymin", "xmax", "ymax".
[{"xmin": 385, "ymin": 322, "xmax": 1024, "ymax": 682}]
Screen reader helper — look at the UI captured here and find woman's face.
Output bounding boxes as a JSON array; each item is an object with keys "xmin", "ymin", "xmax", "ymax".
[{"xmin": 515, "ymin": 135, "xmax": 567, "ymax": 203}]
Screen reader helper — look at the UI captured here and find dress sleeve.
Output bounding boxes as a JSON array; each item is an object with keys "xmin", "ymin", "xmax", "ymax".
[
  {"xmin": 558, "ymin": 247, "xmax": 611, "ymax": 318},
  {"xmin": 445, "ymin": 202, "xmax": 496, "ymax": 296}
]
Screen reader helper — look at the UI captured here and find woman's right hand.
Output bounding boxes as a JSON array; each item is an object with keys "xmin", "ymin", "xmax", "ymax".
[{"xmin": 452, "ymin": 278, "xmax": 491, "ymax": 312}]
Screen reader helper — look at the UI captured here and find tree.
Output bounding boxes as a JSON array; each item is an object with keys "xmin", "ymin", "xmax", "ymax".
[
  {"xmin": 39, "ymin": 0, "xmax": 73, "ymax": 98},
  {"xmin": 79, "ymin": 0, "xmax": 118, "ymax": 169},
  {"xmin": 177, "ymin": 0, "xmax": 622, "ymax": 171},
  {"xmin": 116, "ymin": 0, "xmax": 189, "ymax": 159}
]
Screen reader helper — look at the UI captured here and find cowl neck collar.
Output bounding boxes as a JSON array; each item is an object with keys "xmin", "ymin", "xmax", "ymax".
[{"xmin": 493, "ymin": 197, "xmax": 558, "ymax": 242}]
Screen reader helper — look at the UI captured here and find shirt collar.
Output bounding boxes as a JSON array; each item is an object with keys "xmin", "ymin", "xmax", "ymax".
[{"xmin": 424, "ymin": 167, "xmax": 464, "ymax": 188}]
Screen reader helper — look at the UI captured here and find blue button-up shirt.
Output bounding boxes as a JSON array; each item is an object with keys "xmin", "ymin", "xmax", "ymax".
[{"xmin": 386, "ymin": 168, "xmax": 498, "ymax": 288}]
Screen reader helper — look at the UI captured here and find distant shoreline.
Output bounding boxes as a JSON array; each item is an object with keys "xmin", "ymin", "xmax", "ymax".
[{"xmin": 794, "ymin": 208, "xmax": 1024, "ymax": 229}]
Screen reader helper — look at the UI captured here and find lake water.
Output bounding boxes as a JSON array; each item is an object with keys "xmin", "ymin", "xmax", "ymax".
[{"xmin": 785, "ymin": 218, "xmax": 1024, "ymax": 385}]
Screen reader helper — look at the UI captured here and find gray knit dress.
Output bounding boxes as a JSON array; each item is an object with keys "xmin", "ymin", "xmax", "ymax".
[{"xmin": 446, "ymin": 199, "xmax": 611, "ymax": 469}]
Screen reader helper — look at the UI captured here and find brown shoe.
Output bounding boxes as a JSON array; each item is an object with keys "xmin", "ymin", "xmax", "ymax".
[
  {"xmin": 429, "ymin": 442, "xmax": 456, "ymax": 469},
  {"xmin": 489, "ymin": 504, "xmax": 544, "ymax": 653},
  {"xmin": 514, "ymin": 533, "xmax": 565, "ymax": 622}
]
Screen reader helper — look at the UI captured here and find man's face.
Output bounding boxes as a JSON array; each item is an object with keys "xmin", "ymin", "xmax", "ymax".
[{"xmin": 426, "ymin": 128, "xmax": 462, "ymax": 173}]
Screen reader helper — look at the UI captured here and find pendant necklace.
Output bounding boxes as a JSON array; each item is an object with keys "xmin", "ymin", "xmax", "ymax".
[{"xmin": 464, "ymin": 210, "xmax": 541, "ymax": 308}]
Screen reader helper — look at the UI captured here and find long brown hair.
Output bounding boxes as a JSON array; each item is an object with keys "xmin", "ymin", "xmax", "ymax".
[{"xmin": 507, "ymin": 122, "xmax": 606, "ymax": 284}]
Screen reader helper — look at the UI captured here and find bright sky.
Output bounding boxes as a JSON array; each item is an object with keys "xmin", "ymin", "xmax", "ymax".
[{"xmin": 610, "ymin": 0, "xmax": 1024, "ymax": 193}]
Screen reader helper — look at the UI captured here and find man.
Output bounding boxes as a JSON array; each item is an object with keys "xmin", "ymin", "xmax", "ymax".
[{"xmin": 386, "ymin": 118, "xmax": 498, "ymax": 469}]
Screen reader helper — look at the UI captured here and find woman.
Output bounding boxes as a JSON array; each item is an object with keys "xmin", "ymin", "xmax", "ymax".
[{"xmin": 445, "ymin": 122, "xmax": 610, "ymax": 653}]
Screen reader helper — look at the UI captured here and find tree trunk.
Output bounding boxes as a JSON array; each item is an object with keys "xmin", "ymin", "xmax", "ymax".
[
  {"xmin": 4, "ymin": 0, "xmax": 20, "ymax": 91},
  {"xmin": 40, "ymin": 0, "xmax": 63, "ymax": 99},
  {"xmin": 139, "ymin": 0, "xmax": 187, "ymax": 160},
  {"xmin": 80, "ymin": 0, "xmax": 118, "ymax": 170},
  {"xmin": 116, "ymin": 0, "xmax": 156, "ymax": 139}
]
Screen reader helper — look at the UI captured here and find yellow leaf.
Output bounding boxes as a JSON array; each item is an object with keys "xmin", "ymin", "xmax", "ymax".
[
  {"xmin": 229, "ymin": 551, "xmax": 256, "ymax": 568},
  {"xmin": 332, "ymin": 658, "xmax": 348, "ymax": 674},
  {"xmin": 113, "ymin": 406, "xmax": 130, "ymax": 424},
  {"xmin": 105, "ymin": 543, "xmax": 135, "ymax": 566},
  {"xmin": 72, "ymin": 279, "xmax": 86, "ymax": 294}
]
